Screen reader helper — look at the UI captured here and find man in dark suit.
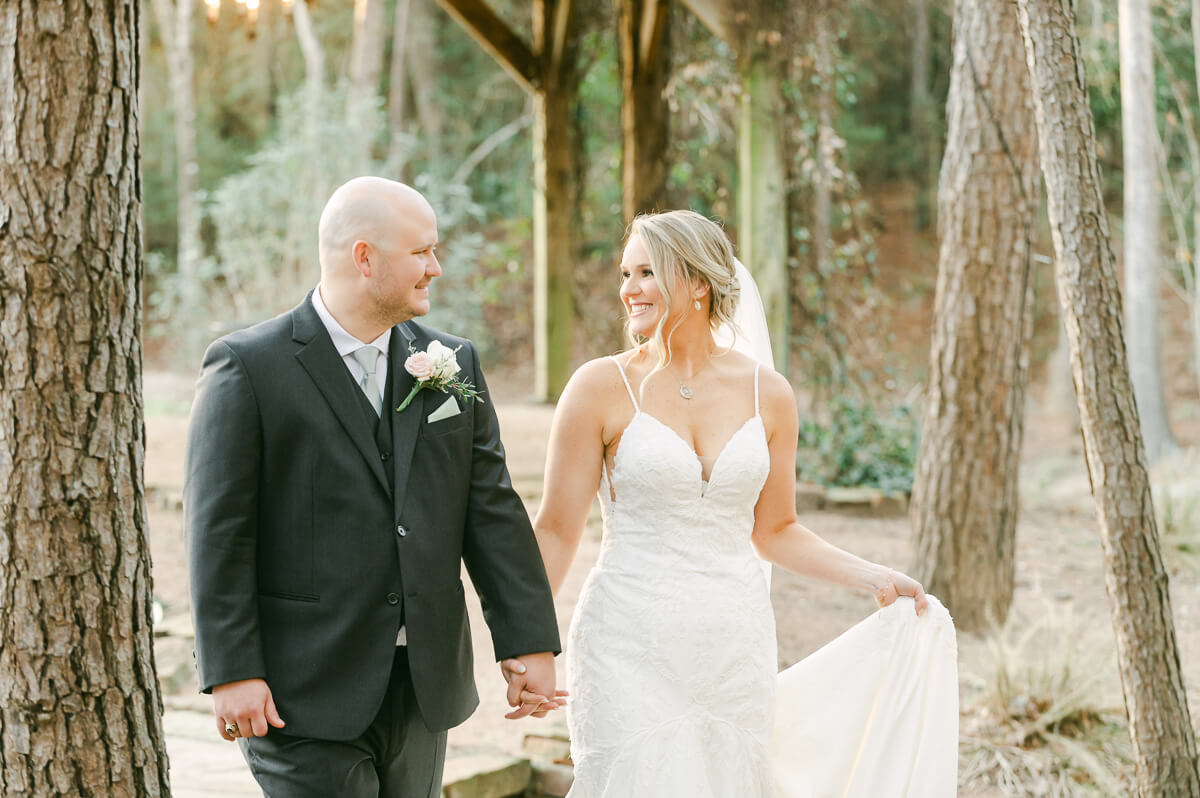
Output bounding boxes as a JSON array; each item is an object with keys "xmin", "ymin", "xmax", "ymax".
[{"xmin": 184, "ymin": 176, "xmax": 562, "ymax": 797}]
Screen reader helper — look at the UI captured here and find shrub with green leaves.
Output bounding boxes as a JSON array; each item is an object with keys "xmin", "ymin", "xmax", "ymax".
[{"xmin": 794, "ymin": 396, "xmax": 918, "ymax": 495}]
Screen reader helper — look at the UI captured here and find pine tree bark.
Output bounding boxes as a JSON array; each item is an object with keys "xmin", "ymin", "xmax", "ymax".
[
  {"xmin": 1016, "ymin": 0, "xmax": 1200, "ymax": 792},
  {"xmin": 0, "ymin": 2, "xmax": 170, "ymax": 796},
  {"xmin": 910, "ymin": 0, "xmax": 1038, "ymax": 632},
  {"xmin": 1120, "ymin": 0, "xmax": 1176, "ymax": 463}
]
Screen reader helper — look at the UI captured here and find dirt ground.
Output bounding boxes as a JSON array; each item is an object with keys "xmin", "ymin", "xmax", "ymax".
[{"xmin": 144, "ymin": 370, "xmax": 1200, "ymax": 795}]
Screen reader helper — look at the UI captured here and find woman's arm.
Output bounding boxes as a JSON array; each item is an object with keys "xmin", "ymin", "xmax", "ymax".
[
  {"xmin": 750, "ymin": 370, "xmax": 927, "ymax": 612},
  {"xmin": 532, "ymin": 358, "xmax": 615, "ymax": 594}
]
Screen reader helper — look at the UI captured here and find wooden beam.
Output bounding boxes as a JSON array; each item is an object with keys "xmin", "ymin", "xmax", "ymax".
[
  {"xmin": 638, "ymin": 0, "xmax": 668, "ymax": 66},
  {"xmin": 549, "ymin": 0, "xmax": 573, "ymax": 68},
  {"xmin": 436, "ymin": 0, "xmax": 539, "ymax": 92},
  {"xmin": 679, "ymin": 0, "xmax": 730, "ymax": 41}
]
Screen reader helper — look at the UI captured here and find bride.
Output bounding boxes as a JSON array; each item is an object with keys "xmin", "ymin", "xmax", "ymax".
[{"xmin": 525, "ymin": 210, "xmax": 957, "ymax": 797}]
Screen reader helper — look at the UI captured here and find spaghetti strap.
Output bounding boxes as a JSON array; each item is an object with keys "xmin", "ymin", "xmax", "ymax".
[
  {"xmin": 753, "ymin": 364, "xmax": 761, "ymax": 415},
  {"xmin": 611, "ymin": 356, "xmax": 640, "ymax": 412}
]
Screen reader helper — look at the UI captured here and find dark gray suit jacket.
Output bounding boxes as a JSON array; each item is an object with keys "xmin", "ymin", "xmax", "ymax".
[{"xmin": 183, "ymin": 294, "xmax": 561, "ymax": 740}]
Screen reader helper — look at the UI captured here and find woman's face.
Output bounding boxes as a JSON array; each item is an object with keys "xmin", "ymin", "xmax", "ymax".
[{"xmin": 619, "ymin": 234, "xmax": 672, "ymax": 337}]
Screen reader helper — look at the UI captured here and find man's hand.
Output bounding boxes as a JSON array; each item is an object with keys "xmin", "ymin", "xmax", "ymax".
[
  {"xmin": 499, "ymin": 653, "xmax": 567, "ymax": 719},
  {"xmin": 212, "ymin": 678, "xmax": 286, "ymax": 741}
]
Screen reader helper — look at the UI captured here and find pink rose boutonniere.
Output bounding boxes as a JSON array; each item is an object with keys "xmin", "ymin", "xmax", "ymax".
[{"xmin": 395, "ymin": 340, "xmax": 484, "ymax": 413}]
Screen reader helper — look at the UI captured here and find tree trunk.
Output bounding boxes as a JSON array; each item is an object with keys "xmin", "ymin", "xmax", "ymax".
[
  {"xmin": 408, "ymin": 0, "xmax": 446, "ymax": 161},
  {"xmin": 292, "ymin": 0, "xmax": 324, "ymax": 122},
  {"xmin": 347, "ymin": 0, "xmax": 387, "ymax": 167},
  {"xmin": 1120, "ymin": 0, "xmax": 1176, "ymax": 463},
  {"xmin": 0, "ymin": 2, "xmax": 170, "ymax": 796},
  {"xmin": 735, "ymin": 0, "xmax": 791, "ymax": 375},
  {"xmin": 1016, "ymin": 0, "xmax": 1200, "ymax": 792},
  {"xmin": 388, "ymin": 0, "xmax": 414, "ymax": 165},
  {"xmin": 151, "ymin": 0, "xmax": 201, "ymax": 302},
  {"xmin": 618, "ymin": 0, "xmax": 670, "ymax": 221},
  {"xmin": 911, "ymin": 0, "xmax": 937, "ymax": 230},
  {"xmin": 812, "ymin": 11, "xmax": 835, "ymax": 279},
  {"xmin": 910, "ymin": 0, "xmax": 1038, "ymax": 633}
]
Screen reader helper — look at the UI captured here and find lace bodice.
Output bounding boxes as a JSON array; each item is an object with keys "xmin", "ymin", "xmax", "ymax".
[
  {"xmin": 597, "ymin": 358, "xmax": 770, "ymax": 560},
  {"xmin": 566, "ymin": 357, "xmax": 777, "ymax": 796}
]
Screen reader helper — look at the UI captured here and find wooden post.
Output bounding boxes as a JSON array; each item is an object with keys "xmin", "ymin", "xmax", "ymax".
[
  {"xmin": 532, "ymin": 0, "xmax": 578, "ymax": 400},
  {"xmin": 619, "ymin": 0, "xmax": 670, "ymax": 221},
  {"xmin": 437, "ymin": 0, "xmax": 580, "ymax": 400},
  {"xmin": 737, "ymin": 44, "xmax": 790, "ymax": 374}
]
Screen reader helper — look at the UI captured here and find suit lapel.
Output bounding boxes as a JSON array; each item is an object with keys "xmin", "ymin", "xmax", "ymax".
[
  {"xmin": 292, "ymin": 296, "xmax": 390, "ymax": 494},
  {"xmin": 390, "ymin": 322, "xmax": 424, "ymax": 516}
]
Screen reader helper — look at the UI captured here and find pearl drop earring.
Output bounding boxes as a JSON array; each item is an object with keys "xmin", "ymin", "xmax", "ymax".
[{"xmin": 693, "ymin": 299, "xmax": 702, "ymax": 311}]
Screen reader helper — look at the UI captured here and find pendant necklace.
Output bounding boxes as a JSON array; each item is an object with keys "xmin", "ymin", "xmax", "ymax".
[{"xmin": 671, "ymin": 353, "xmax": 713, "ymax": 400}]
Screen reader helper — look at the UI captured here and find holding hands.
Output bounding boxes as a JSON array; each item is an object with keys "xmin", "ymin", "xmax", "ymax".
[{"xmin": 500, "ymin": 652, "xmax": 568, "ymax": 719}]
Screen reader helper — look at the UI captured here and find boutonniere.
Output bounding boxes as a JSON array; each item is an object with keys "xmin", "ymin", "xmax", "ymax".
[{"xmin": 395, "ymin": 340, "xmax": 484, "ymax": 413}]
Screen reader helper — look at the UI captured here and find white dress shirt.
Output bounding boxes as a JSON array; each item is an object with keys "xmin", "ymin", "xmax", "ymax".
[
  {"xmin": 310, "ymin": 285, "xmax": 407, "ymax": 645},
  {"xmin": 311, "ymin": 285, "xmax": 390, "ymax": 406}
]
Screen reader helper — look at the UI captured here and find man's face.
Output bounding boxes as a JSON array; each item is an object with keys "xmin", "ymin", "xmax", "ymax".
[{"xmin": 369, "ymin": 208, "xmax": 441, "ymax": 323}]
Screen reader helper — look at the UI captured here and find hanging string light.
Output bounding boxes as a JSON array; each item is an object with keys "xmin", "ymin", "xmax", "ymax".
[{"xmin": 203, "ymin": 0, "xmax": 300, "ymax": 35}]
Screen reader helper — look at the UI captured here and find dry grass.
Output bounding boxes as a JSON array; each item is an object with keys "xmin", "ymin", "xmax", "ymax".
[
  {"xmin": 1153, "ymin": 450, "xmax": 1200, "ymax": 573},
  {"xmin": 958, "ymin": 601, "xmax": 1133, "ymax": 797}
]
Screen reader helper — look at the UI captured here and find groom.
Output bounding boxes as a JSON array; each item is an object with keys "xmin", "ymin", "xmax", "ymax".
[{"xmin": 183, "ymin": 176, "xmax": 562, "ymax": 797}]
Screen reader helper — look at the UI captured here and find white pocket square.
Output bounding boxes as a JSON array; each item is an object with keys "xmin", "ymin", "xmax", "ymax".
[{"xmin": 427, "ymin": 396, "xmax": 461, "ymax": 423}]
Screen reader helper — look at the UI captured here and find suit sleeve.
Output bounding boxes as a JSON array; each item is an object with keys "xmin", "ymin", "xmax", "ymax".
[
  {"xmin": 459, "ymin": 343, "xmax": 562, "ymax": 661},
  {"xmin": 183, "ymin": 339, "xmax": 268, "ymax": 692}
]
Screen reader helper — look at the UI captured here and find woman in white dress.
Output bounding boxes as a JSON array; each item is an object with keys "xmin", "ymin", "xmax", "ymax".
[{"xmin": 526, "ymin": 210, "xmax": 957, "ymax": 797}]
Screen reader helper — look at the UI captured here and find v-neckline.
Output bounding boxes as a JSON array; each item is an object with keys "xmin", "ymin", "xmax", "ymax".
[{"xmin": 616, "ymin": 411, "xmax": 762, "ymax": 490}]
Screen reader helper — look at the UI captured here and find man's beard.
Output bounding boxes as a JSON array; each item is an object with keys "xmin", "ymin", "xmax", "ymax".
[{"xmin": 369, "ymin": 283, "xmax": 427, "ymax": 326}]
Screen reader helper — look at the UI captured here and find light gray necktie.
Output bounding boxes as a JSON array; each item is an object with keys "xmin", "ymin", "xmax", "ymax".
[{"xmin": 352, "ymin": 346, "xmax": 382, "ymax": 416}]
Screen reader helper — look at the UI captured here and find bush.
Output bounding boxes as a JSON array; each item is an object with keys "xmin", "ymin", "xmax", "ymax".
[{"xmin": 794, "ymin": 395, "xmax": 918, "ymax": 494}]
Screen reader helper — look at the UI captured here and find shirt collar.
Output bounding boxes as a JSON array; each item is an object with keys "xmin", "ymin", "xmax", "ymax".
[{"xmin": 311, "ymin": 284, "xmax": 391, "ymax": 357}]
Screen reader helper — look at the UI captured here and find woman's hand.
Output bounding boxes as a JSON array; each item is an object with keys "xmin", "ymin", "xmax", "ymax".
[{"xmin": 873, "ymin": 568, "xmax": 927, "ymax": 615}]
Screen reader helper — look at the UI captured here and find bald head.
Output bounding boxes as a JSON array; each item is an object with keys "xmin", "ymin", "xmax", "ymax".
[
  {"xmin": 315, "ymin": 176, "xmax": 442, "ymax": 340},
  {"xmin": 318, "ymin": 177, "xmax": 434, "ymax": 278}
]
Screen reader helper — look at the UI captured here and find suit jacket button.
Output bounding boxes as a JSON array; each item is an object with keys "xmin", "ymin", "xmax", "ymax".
[
  {"xmin": 381, "ymin": 451, "xmax": 390, "ymax": 461},
  {"xmin": 396, "ymin": 524, "xmax": 407, "ymax": 537},
  {"xmin": 386, "ymin": 593, "xmax": 400, "ymax": 605}
]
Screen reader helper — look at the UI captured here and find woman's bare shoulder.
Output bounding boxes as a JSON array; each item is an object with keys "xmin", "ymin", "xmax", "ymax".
[
  {"xmin": 559, "ymin": 353, "xmax": 635, "ymax": 407},
  {"xmin": 756, "ymin": 366, "xmax": 797, "ymax": 414}
]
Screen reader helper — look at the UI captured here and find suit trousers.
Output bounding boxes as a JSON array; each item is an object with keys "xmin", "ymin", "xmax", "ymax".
[{"xmin": 239, "ymin": 648, "xmax": 447, "ymax": 798}]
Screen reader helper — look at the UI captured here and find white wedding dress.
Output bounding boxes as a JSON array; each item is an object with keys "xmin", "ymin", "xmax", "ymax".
[{"xmin": 564, "ymin": 357, "xmax": 959, "ymax": 797}]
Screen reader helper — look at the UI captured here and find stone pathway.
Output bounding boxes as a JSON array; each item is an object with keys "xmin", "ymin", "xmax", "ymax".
[
  {"xmin": 165, "ymin": 708, "xmax": 571, "ymax": 798},
  {"xmin": 164, "ymin": 709, "xmax": 259, "ymax": 797}
]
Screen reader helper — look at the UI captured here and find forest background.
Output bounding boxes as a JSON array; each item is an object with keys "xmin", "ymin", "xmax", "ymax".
[{"xmin": 25, "ymin": 0, "xmax": 1200, "ymax": 794}]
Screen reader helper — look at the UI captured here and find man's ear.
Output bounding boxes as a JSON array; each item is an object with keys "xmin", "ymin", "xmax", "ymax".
[{"xmin": 352, "ymin": 240, "xmax": 371, "ymax": 276}]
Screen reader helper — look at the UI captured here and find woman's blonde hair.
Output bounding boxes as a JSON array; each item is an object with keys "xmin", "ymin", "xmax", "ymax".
[{"xmin": 625, "ymin": 210, "xmax": 742, "ymax": 366}]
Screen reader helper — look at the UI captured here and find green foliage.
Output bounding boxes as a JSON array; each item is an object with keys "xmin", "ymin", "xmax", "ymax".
[{"xmin": 795, "ymin": 396, "xmax": 918, "ymax": 494}]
